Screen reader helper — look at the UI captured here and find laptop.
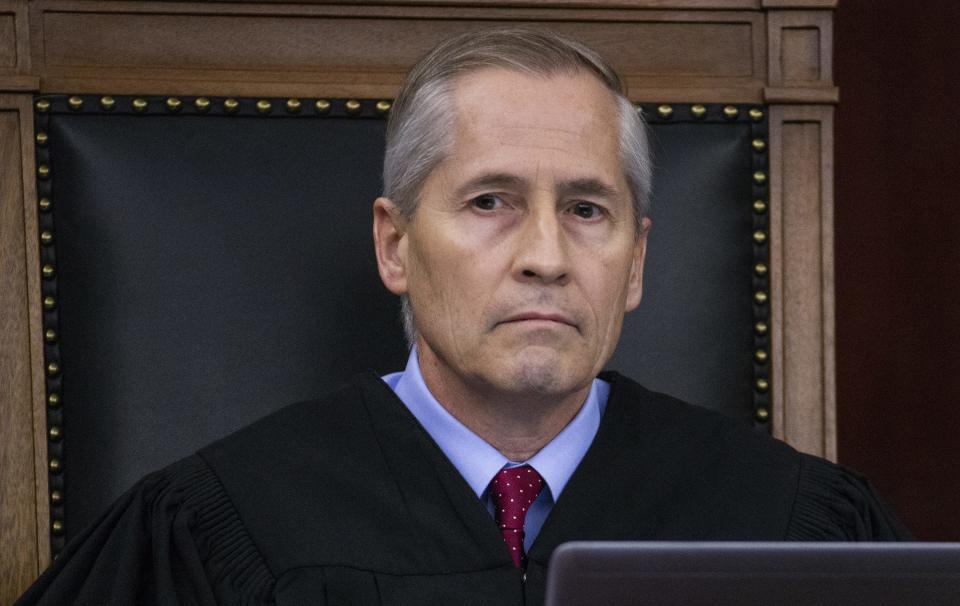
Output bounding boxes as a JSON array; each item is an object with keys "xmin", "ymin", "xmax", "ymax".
[{"xmin": 545, "ymin": 542, "xmax": 960, "ymax": 606}]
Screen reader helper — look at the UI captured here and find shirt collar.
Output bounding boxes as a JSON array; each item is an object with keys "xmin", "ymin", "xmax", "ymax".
[{"xmin": 382, "ymin": 346, "xmax": 607, "ymax": 502}]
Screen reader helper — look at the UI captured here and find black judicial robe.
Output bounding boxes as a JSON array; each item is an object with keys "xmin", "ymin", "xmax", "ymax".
[{"xmin": 18, "ymin": 372, "xmax": 908, "ymax": 605}]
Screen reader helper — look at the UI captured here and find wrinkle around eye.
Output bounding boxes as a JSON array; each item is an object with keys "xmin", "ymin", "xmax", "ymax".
[
  {"xmin": 564, "ymin": 201, "xmax": 607, "ymax": 221},
  {"xmin": 469, "ymin": 193, "xmax": 508, "ymax": 212}
]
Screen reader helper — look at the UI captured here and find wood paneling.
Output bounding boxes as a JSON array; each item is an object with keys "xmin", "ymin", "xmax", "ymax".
[
  {"xmin": 27, "ymin": 3, "xmax": 770, "ymax": 101},
  {"xmin": 835, "ymin": 1, "xmax": 960, "ymax": 540},
  {"xmin": 768, "ymin": 105, "xmax": 835, "ymax": 459},
  {"xmin": 0, "ymin": 13, "xmax": 17, "ymax": 68},
  {"xmin": 0, "ymin": 94, "xmax": 44, "ymax": 606},
  {"xmin": 766, "ymin": 10, "xmax": 835, "ymax": 102}
]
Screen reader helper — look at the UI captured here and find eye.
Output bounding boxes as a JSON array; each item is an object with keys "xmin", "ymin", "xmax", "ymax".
[
  {"xmin": 471, "ymin": 194, "xmax": 504, "ymax": 211},
  {"xmin": 569, "ymin": 201, "xmax": 603, "ymax": 219}
]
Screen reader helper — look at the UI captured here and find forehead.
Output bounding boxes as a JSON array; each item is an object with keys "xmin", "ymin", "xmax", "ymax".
[{"xmin": 445, "ymin": 68, "xmax": 623, "ymax": 177}]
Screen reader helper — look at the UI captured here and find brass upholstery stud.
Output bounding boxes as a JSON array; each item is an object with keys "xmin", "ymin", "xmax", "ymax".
[
  {"xmin": 753, "ymin": 230, "xmax": 767, "ymax": 245},
  {"xmin": 166, "ymin": 97, "xmax": 182, "ymax": 112},
  {"xmin": 68, "ymin": 96, "xmax": 84, "ymax": 111},
  {"xmin": 752, "ymin": 139, "xmax": 766, "ymax": 152},
  {"xmin": 756, "ymin": 407, "xmax": 770, "ymax": 422},
  {"xmin": 46, "ymin": 361, "xmax": 60, "ymax": 376},
  {"xmin": 286, "ymin": 98, "xmax": 302, "ymax": 114},
  {"xmin": 49, "ymin": 458, "xmax": 62, "ymax": 473},
  {"xmin": 690, "ymin": 104, "xmax": 706, "ymax": 118},
  {"xmin": 753, "ymin": 171, "xmax": 767, "ymax": 185},
  {"xmin": 657, "ymin": 104, "xmax": 673, "ymax": 119},
  {"xmin": 755, "ymin": 349, "xmax": 769, "ymax": 364},
  {"xmin": 47, "ymin": 392, "xmax": 61, "ymax": 408},
  {"xmin": 49, "ymin": 426, "xmax": 62, "ymax": 441},
  {"xmin": 37, "ymin": 164, "xmax": 50, "ymax": 179},
  {"xmin": 50, "ymin": 490, "xmax": 63, "ymax": 505},
  {"xmin": 224, "ymin": 98, "xmax": 239, "ymax": 113},
  {"xmin": 315, "ymin": 99, "xmax": 331, "ymax": 114},
  {"xmin": 51, "ymin": 520, "xmax": 64, "ymax": 535},
  {"xmin": 256, "ymin": 99, "xmax": 272, "ymax": 114},
  {"xmin": 755, "ymin": 321, "xmax": 768, "ymax": 335},
  {"xmin": 100, "ymin": 96, "xmax": 115, "ymax": 111},
  {"xmin": 35, "ymin": 99, "xmax": 51, "ymax": 112},
  {"xmin": 375, "ymin": 100, "xmax": 392, "ymax": 115},
  {"xmin": 132, "ymin": 98, "xmax": 148, "ymax": 113},
  {"xmin": 41, "ymin": 230, "xmax": 54, "ymax": 245},
  {"xmin": 44, "ymin": 329, "xmax": 58, "ymax": 343},
  {"xmin": 755, "ymin": 378, "xmax": 770, "ymax": 392},
  {"xmin": 749, "ymin": 108, "xmax": 764, "ymax": 121},
  {"xmin": 194, "ymin": 97, "xmax": 211, "ymax": 112},
  {"xmin": 36, "ymin": 131, "xmax": 49, "ymax": 146},
  {"xmin": 754, "ymin": 262, "xmax": 768, "ymax": 276},
  {"xmin": 39, "ymin": 197, "xmax": 52, "ymax": 211},
  {"xmin": 42, "ymin": 264, "xmax": 55, "ymax": 279},
  {"xmin": 753, "ymin": 200, "xmax": 767, "ymax": 214},
  {"xmin": 345, "ymin": 99, "xmax": 362, "ymax": 115},
  {"xmin": 754, "ymin": 291, "xmax": 768, "ymax": 305},
  {"xmin": 723, "ymin": 105, "xmax": 739, "ymax": 119},
  {"xmin": 43, "ymin": 295, "xmax": 57, "ymax": 310}
]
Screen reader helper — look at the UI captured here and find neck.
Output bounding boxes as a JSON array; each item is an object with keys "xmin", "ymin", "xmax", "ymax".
[{"xmin": 416, "ymin": 346, "xmax": 591, "ymax": 461}]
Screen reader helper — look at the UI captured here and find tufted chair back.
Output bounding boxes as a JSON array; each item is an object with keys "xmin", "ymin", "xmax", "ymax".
[{"xmin": 34, "ymin": 96, "xmax": 769, "ymax": 547}]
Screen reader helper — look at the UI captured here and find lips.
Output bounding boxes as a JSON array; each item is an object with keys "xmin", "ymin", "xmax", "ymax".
[{"xmin": 499, "ymin": 311, "xmax": 577, "ymax": 328}]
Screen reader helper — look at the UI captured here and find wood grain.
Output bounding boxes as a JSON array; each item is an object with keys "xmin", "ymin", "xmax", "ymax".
[
  {"xmin": 768, "ymin": 105, "xmax": 836, "ymax": 460},
  {"xmin": 0, "ymin": 12, "xmax": 16, "ymax": 68},
  {"xmin": 30, "ymin": 3, "xmax": 768, "ymax": 101},
  {"xmin": 0, "ymin": 0, "xmax": 31, "ymax": 76},
  {"xmin": 0, "ymin": 95, "xmax": 41, "ymax": 606},
  {"xmin": 767, "ymin": 9, "xmax": 833, "ymax": 90}
]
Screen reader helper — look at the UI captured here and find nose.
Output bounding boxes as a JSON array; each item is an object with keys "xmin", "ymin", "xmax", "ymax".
[{"xmin": 512, "ymin": 204, "xmax": 570, "ymax": 285}]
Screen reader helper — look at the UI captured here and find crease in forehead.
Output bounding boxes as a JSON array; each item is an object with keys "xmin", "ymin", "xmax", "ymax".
[
  {"xmin": 488, "ymin": 124, "xmax": 600, "ymax": 154},
  {"xmin": 453, "ymin": 71, "xmax": 618, "ymax": 137}
]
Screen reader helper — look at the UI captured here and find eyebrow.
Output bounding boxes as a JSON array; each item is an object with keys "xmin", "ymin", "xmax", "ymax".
[
  {"xmin": 454, "ymin": 173, "xmax": 620, "ymax": 201},
  {"xmin": 453, "ymin": 173, "xmax": 526, "ymax": 200},
  {"xmin": 556, "ymin": 178, "xmax": 620, "ymax": 200}
]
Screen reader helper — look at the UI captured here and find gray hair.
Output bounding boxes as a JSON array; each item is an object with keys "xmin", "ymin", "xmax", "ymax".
[{"xmin": 382, "ymin": 27, "xmax": 652, "ymax": 346}]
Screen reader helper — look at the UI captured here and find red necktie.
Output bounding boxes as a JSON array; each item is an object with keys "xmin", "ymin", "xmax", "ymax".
[{"xmin": 490, "ymin": 465, "xmax": 545, "ymax": 567}]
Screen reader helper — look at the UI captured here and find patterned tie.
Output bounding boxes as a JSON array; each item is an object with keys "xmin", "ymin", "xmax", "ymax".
[{"xmin": 490, "ymin": 465, "xmax": 545, "ymax": 567}]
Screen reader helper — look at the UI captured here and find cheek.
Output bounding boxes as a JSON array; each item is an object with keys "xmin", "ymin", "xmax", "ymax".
[
  {"xmin": 585, "ymin": 256, "xmax": 634, "ymax": 324},
  {"xmin": 406, "ymin": 235, "xmax": 494, "ymax": 320}
]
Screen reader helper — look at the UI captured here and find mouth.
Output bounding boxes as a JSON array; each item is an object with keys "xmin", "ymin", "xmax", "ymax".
[{"xmin": 498, "ymin": 311, "xmax": 578, "ymax": 329}]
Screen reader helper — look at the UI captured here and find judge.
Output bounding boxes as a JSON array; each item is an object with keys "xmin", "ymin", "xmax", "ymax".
[{"xmin": 17, "ymin": 27, "xmax": 908, "ymax": 606}]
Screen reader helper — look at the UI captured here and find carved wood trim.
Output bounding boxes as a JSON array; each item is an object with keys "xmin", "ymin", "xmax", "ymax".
[
  {"xmin": 0, "ymin": 92, "xmax": 46, "ymax": 603},
  {"xmin": 765, "ymin": 9, "xmax": 836, "ymax": 102},
  {"xmin": 768, "ymin": 104, "xmax": 835, "ymax": 460}
]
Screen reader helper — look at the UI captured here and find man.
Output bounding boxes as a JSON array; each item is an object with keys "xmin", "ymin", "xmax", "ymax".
[{"xmin": 18, "ymin": 27, "xmax": 906, "ymax": 606}]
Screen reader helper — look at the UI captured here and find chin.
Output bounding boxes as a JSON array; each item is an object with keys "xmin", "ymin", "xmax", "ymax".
[{"xmin": 497, "ymin": 355, "xmax": 583, "ymax": 396}]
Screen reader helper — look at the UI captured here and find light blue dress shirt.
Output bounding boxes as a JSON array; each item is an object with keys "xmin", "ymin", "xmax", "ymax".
[{"xmin": 382, "ymin": 347, "xmax": 609, "ymax": 551}]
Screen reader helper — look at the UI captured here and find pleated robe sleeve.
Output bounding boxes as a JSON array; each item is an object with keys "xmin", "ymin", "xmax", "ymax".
[
  {"xmin": 785, "ymin": 453, "xmax": 912, "ymax": 540},
  {"xmin": 15, "ymin": 455, "xmax": 276, "ymax": 606}
]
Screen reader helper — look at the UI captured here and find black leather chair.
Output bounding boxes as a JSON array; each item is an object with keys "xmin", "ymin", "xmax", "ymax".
[{"xmin": 34, "ymin": 96, "xmax": 769, "ymax": 550}]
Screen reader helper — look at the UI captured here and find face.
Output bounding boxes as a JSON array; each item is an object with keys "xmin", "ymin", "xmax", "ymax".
[{"xmin": 375, "ymin": 68, "xmax": 650, "ymax": 401}]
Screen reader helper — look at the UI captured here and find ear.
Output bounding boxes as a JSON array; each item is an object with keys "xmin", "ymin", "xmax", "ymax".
[
  {"xmin": 373, "ymin": 197, "xmax": 409, "ymax": 295},
  {"xmin": 624, "ymin": 217, "xmax": 651, "ymax": 312}
]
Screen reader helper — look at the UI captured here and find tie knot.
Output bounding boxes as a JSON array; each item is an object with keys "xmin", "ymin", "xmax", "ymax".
[{"xmin": 490, "ymin": 465, "xmax": 545, "ymax": 531}]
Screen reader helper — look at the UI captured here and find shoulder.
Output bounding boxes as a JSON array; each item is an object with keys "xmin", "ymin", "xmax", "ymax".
[
  {"xmin": 198, "ymin": 372, "xmax": 383, "ymax": 479},
  {"xmin": 788, "ymin": 453, "xmax": 912, "ymax": 539},
  {"xmin": 18, "ymin": 453, "xmax": 276, "ymax": 604},
  {"xmin": 601, "ymin": 371, "xmax": 909, "ymax": 540},
  {"xmin": 602, "ymin": 370, "xmax": 797, "ymax": 467}
]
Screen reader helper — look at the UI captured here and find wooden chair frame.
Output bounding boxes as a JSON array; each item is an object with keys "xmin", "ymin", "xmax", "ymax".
[{"xmin": 0, "ymin": 0, "xmax": 836, "ymax": 598}]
